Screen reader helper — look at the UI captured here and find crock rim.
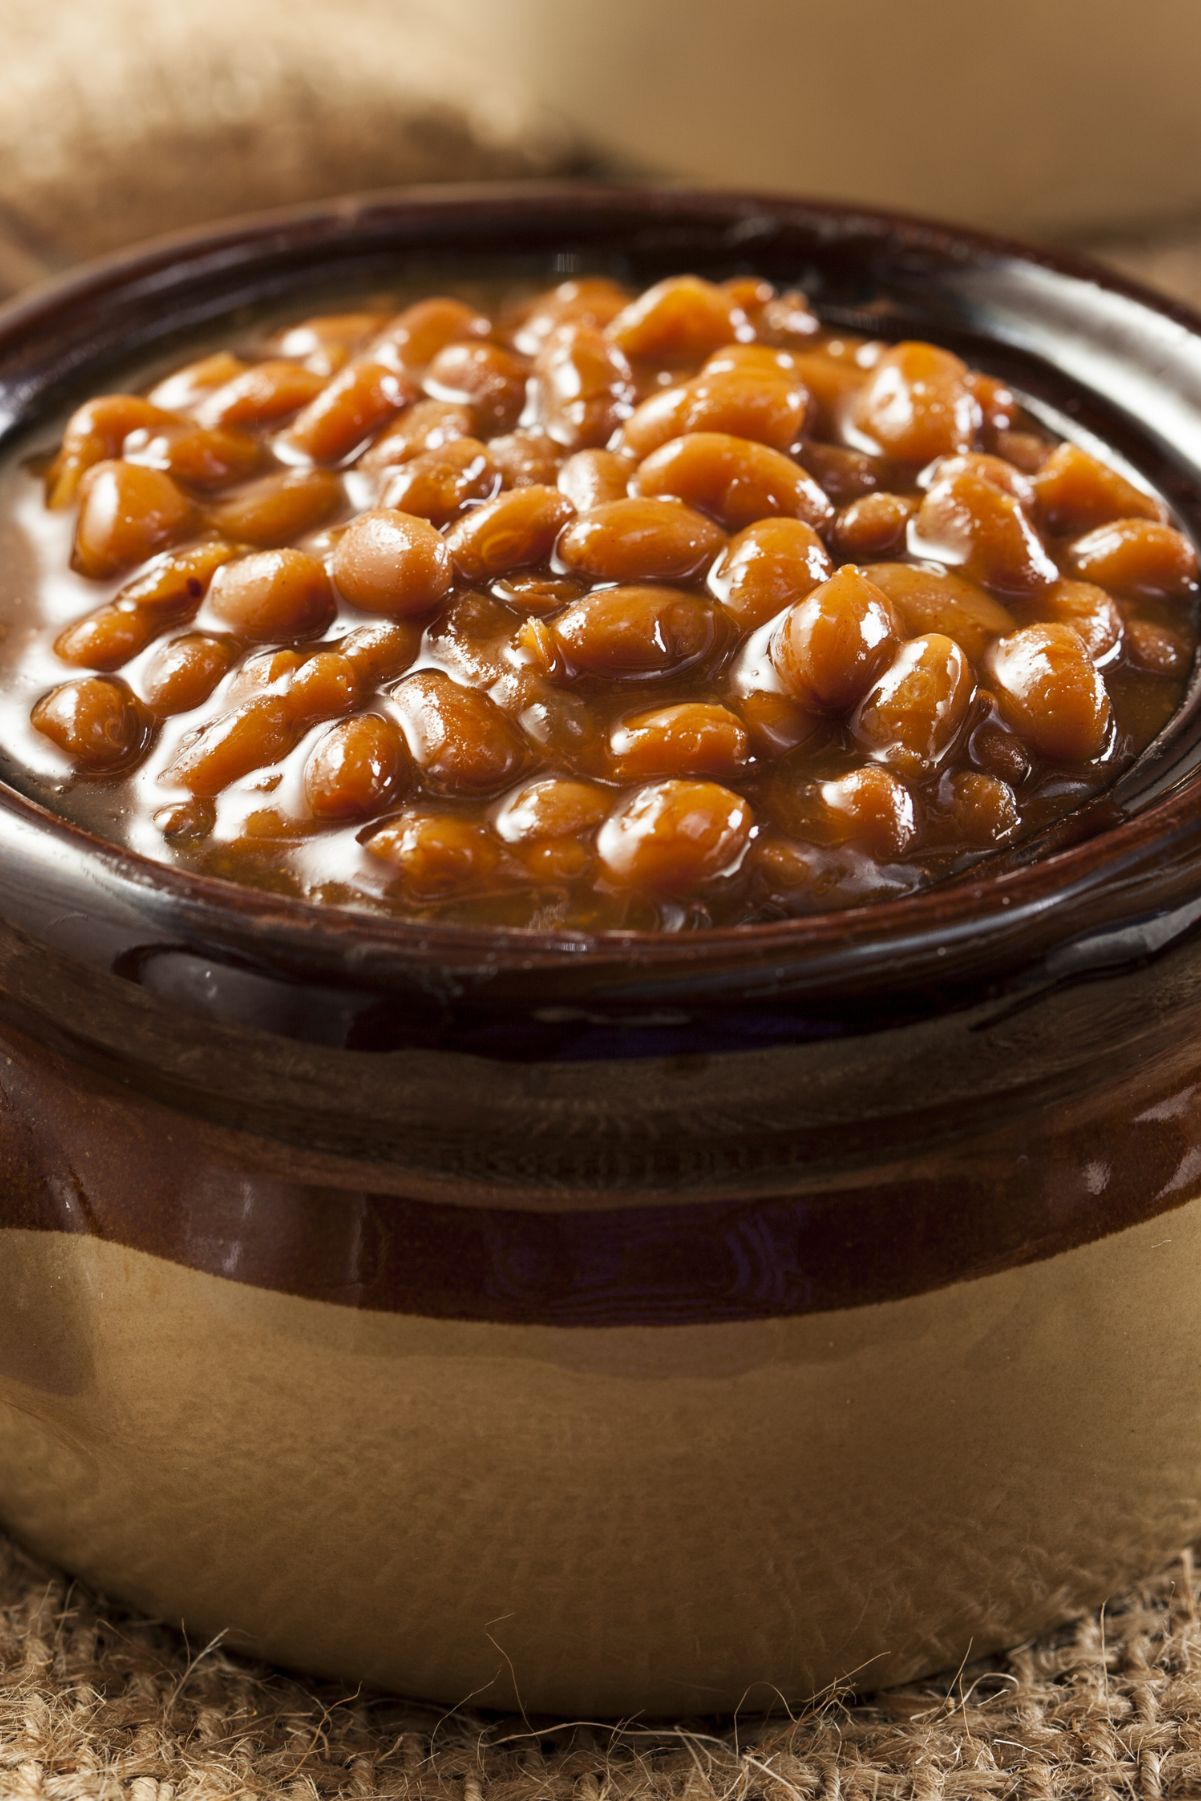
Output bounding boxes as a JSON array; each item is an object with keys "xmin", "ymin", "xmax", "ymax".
[{"xmin": 2, "ymin": 177, "xmax": 1200, "ymax": 988}]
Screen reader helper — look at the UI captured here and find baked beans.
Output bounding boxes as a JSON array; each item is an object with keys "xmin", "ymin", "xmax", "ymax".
[{"xmin": 6, "ymin": 271, "xmax": 1195, "ymax": 930}]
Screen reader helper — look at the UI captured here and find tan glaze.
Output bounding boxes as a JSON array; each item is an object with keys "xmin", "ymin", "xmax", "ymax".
[
  {"xmin": 3, "ymin": 189, "xmax": 1201, "ymax": 1711},
  {"xmin": 3, "ymin": 985, "xmax": 1201, "ymax": 1715}
]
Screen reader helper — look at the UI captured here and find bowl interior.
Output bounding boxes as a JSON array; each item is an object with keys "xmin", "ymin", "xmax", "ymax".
[{"xmin": 1, "ymin": 184, "xmax": 1200, "ymax": 1022}]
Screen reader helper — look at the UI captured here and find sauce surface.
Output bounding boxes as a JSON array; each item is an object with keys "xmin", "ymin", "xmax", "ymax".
[{"xmin": 1, "ymin": 273, "xmax": 1197, "ymax": 932}]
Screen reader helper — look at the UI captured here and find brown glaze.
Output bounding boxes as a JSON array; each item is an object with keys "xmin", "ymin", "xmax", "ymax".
[{"xmin": 3, "ymin": 995, "xmax": 1201, "ymax": 1327}]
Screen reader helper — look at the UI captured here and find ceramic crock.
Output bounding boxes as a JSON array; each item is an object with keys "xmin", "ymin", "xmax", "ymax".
[{"xmin": 2, "ymin": 187, "xmax": 1201, "ymax": 1716}]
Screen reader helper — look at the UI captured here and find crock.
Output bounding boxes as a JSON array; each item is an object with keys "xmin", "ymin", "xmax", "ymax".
[{"xmin": 2, "ymin": 185, "xmax": 1201, "ymax": 1716}]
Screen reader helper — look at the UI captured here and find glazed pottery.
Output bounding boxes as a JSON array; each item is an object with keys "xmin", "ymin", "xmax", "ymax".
[{"xmin": 2, "ymin": 188, "xmax": 1201, "ymax": 1714}]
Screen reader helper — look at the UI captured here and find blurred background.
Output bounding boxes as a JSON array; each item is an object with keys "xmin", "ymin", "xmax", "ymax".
[{"xmin": 3, "ymin": 0, "xmax": 1200, "ymax": 299}]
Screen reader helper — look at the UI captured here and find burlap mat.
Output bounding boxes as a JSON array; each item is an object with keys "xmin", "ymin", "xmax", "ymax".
[
  {"xmin": 2, "ymin": 1527, "xmax": 1200, "ymax": 1800},
  {"xmin": 6, "ymin": 10, "xmax": 1201, "ymax": 1792}
]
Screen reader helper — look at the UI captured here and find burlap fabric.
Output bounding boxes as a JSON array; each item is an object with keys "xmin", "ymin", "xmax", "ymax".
[
  {"xmin": 3, "ymin": 1528, "xmax": 1201, "ymax": 1799},
  {"xmin": 0, "ymin": 0, "xmax": 568, "ymax": 297},
  {"xmin": 5, "ymin": 7, "xmax": 1201, "ymax": 1793}
]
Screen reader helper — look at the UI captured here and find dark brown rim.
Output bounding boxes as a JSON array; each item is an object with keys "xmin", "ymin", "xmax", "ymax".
[{"xmin": 2, "ymin": 181, "xmax": 1201, "ymax": 1001}]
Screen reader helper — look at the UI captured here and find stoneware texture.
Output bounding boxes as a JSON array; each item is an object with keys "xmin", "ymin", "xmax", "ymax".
[{"xmin": 2, "ymin": 187, "xmax": 1201, "ymax": 1715}]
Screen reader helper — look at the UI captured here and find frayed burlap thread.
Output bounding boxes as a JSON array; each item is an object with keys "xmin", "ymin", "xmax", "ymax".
[{"xmin": 2, "ymin": 1530, "xmax": 1201, "ymax": 1799}]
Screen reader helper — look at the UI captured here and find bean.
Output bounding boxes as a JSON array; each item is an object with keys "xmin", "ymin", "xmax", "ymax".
[
  {"xmin": 557, "ymin": 497, "xmax": 726, "ymax": 583},
  {"xmin": 820, "ymin": 765, "xmax": 916, "ymax": 859},
  {"xmin": 797, "ymin": 439, "xmax": 879, "ymax": 504},
  {"xmin": 207, "ymin": 550, "xmax": 335, "ymax": 642},
  {"xmin": 853, "ymin": 633, "xmax": 973, "ymax": 773},
  {"xmin": 734, "ymin": 686, "xmax": 821, "ymax": 757},
  {"xmin": 775, "ymin": 352, "xmax": 867, "ymax": 437},
  {"xmin": 533, "ymin": 324, "xmax": 636, "ymax": 448},
  {"xmin": 557, "ymin": 448, "xmax": 633, "ymax": 511},
  {"xmin": 703, "ymin": 343, "xmax": 802, "ymax": 379},
  {"xmin": 288, "ymin": 360, "xmax": 417, "ymax": 462},
  {"xmin": 863, "ymin": 563, "xmax": 1015, "ymax": 661},
  {"xmin": 833, "ymin": 492, "xmax": 915, "ymax": 559},
  {"xmin": 489, "ymin": 430, "xmax": 564, "ymax": 488},
  {"xmin": 620, "ymin": 368, "xmax": 809, "ymax": 458},
  {"xmin": 372, "ymin": 299, "xmax": 491, "ymax": 371},
  {"xmin": 610, "ymin": 702, "xmax": 749, "ymax": 780},
  {"xmin": 273, "ymin": 311, "xmax": 391, "ymax": 375},
  {"xmin": 154, "ymin": 796, "xmax": 217, "ymax": 842},
  {"xmin": 330, "ymin": 508, "xmax": 452, "ymax": 616},
  {"xmin": 229, "ymin": 647, "xmax": 305, "ymax": 699},
  {"xmin": 996, "ymin": 429, "xmax": 1054, "ymax": 474},
  {"xmin": 1068, "ymin": 518, "xmax": 1199, "ymax": 597},
  {"xmin": 1126, "ymin": 617, "xmax": 1191, "ymax": 675},
  {"xmin": 148, "ymin": 352, "xmax": 248, "ymax": 413},
  {"xmin": 287, "ymin": 652, "xmax": 363, "ymax": 722},
  {"xmin": 945, "ymin": 769, "xmax": 1019, "ymax": 845},
  {"xmin": 304, "ymin": 713, "xmax": 410, "ymax": 820},
  {"xmin": 493, "ymin": 777, "xmax": 611, "ymax": 842},
  {"xmin": 209, "ymin": 469, "xmax": 344, "ymax": 547},
  {"xmin": 597, "ymin": 779, "xmax": 754, "ymax": 892},
  {"xmin": 753, "ymin": 288, "xmax": 821, "ymax": 346},
  {"xmin": 542, "ymin": 584, "xmax": 721, "ymax": 678},
  {"xmin": 32, "ymin": 676, "xmax": 146, "ymax": 770},
  {"xmin": 912, "ymin": 469, "xmax": 1059, "ymax": 595},
  {"xmin": 634, "ymin": 431, "xmax": 833, "ymax": 531},
  {"xmin": 47, "ymin": 395, "xmax": 179, "ymax": 507},
  {"xmin": 607, "ymin": 276, "xmax": 752, "ymax": 362},
  {"xmin": 922, "ymin": 451, "xmax": 1034, "ymax": 505},
  {"xmin": 1033, "ymin": 579, "xmax": 1123, "ymax": 663},
  {"xmin": 366, "ymin": 810, "xmax": 500, "ymax": 896},
  {"xmin": 721, "ymin": 276, "xmax": 776, "ymax": 314},
  {"xmin": 513, "ymin": 278, "xmax": 632, "ymax": 354},
  {"xmin": 390, "ymin": 669, "xmax": 526, "ymax": 793},
  {"xmin": 72, "ymin": 461, "xmax": 199, "ymax": 579},
  {"xmin": 117, "ymin": 541, "xmax": 240, "ymax": 610},
  {"xmin": 970, "ymin": 718, "xmax": 1031, "ymax": 787},
  {"xmin": 339, "ymin": 620, "xmax": 422, "ymax": 684},
  {"xmin": 425, "ymin": 340, "xmax": 528, "ymax": 434},
  {"xmin": 989, "ymin": 622, "xmax": 1111, "ymax": 760},
  {"xmin": 379, "ymin": 438, "xmax": 500, "ymax": 525},
  {"xmin": 491, "ymin": 573, "xmax": 587, "ymax": 614},
  {"xmin": 142, "ymin": 633, "xmax": 236, "ymax": 714},
  {"xmin": 850, "ymin": 341, "xmax": 980, "ymax": 462},
  {"xmin": 968, "ymin": 373, "xmax": 1018, "ymax": 436},
  {"xmin": 167, "ymin": 694, "xmax": 294, "ymax": 794},
  {"xmin": 56, "ymin": 604, "xmax": 160, "ymax": 671},
  {"xmin": 361, "ymin": 399, "xmax": 476, "ymax": 470},
  {"xmin": 446, "ymin": 485, "xmax": 574, "ymax": 581},
  {"xmin": 771, "ymin": 567, "xmax": 899, "ymax": 713},
  {"xmin": 425, "ymin": 591, "xmax": 522, "ymax": 688},
  {"xmin": 196, "ymin": 360, "xmax": 325, "ymax": 429},
  {"xmin": 126, "ymin": 421, "xmax": 265, "ymax": 490},
  {"xmin": 1033, "ymin": 443, "xmax": 1166, "ymax": 533}
]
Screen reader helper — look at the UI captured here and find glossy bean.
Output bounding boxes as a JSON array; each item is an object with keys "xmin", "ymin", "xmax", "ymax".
[
  {"xmin": 989, "ymin": 622, "xmax": 1112, "ymax": 760},
  {"xmin": 771, "ymin": 567, "xmax": 899, "ymax": 714},
  {"xmin": 446, "ymin": 485, "xmax": 574, "ymax": 581},
  {"xmin": 390, "ymin": 669, "xmax": 527, "ymax": 793},
  {"xmin": 330, "ymin": 508, "xmax": 452, "ymax": 616},
  {"xmin": 72, "ymin": 461, "xmax": 198, "ymax": 579},
  {"xmin": 634, "ymin": 431, "xmax": 833, "ymax": 531},
  {"xmin": 557, "ymin": 497, "xmax": 726, "ymax": 583},
  {"xmin": 597, "ymin": 780, "xmax": 754, "ymax": 892},
  {"xmin": 304, "ymin": 713, "xmax": 410, "ymax": 819},
  {"xmin": 32, "ymin": 676, "xmax": 147, "ymax": 770},
  {"xmin": 207, "ymin": 550, "xmax": 335, "ymax": 642}
]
